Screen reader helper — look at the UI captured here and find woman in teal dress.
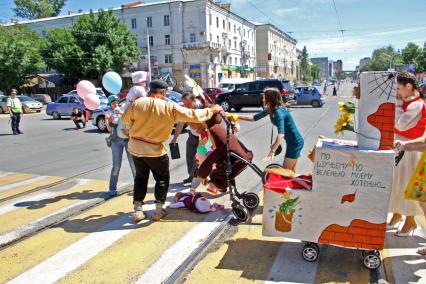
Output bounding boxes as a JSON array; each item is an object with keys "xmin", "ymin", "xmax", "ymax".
[{"xmin": 239, "ymin": 88, "xmax": 304, "ymax": 171}]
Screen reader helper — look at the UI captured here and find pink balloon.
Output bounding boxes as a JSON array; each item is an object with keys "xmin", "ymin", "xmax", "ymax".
[
  {"xmin": 84, "ymin": 94, "xmax": 100, "ymax": 110},
  {"xmin": 77, "ymin": 80, "xmax": 96, "ymax": 99}
]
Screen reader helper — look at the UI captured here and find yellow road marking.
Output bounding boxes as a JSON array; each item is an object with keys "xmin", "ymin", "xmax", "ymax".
[
  {"xmin": 0, "ymin": 173, "xmax": 36, "ymax": 187},
  {"xmin": 0, "ymin": 176, "xmax": 63, "ymax": 202},
  {"xmin": 0, "ymin": 180, "xmax": 107, "ymax": 234}
]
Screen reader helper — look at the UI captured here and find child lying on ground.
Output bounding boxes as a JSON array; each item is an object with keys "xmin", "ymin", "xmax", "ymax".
[{"xmin": 168, "ymin": 192, "xmax": 224, "ymax": 213}]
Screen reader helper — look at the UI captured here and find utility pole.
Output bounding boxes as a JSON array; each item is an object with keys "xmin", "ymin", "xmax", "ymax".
[{"xmin": 146, "ymin": 18, "xmax": 152, "ymax": 82}]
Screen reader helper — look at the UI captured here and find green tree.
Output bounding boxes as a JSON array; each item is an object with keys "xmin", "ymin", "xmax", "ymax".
[
  {"xmin": 402, "ymin": 42, "xmax": 421, "ymax": 65},
  {"xmin": 416, "ymin": 47, "xmax": 426, "ymax": 73},
  {"xmin": 42, "ymin": 10, "xmax": 141, "ymax": 83},
  {"xmin": 0, "ymin": 25, "xmax": 44, "ymax": 93},
  {"xmin": 362, "ymin": 45, "xmax": 403, "ymax": 71},
  {"xmin": 299, "ymin": 46, "xmax": 310, "ymax": 82},
  {"xmin": 310, "ymin": 62, "xmax": 320, "ymax": 81},
  {"xmin": 13, "ymin": 0, "xmax": 66, "ymax": 20}
]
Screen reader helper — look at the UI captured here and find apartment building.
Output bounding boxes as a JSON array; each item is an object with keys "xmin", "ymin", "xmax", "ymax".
[{"xmin": 255, "ymin": 23, "xmax": 298, "ymax": 81}]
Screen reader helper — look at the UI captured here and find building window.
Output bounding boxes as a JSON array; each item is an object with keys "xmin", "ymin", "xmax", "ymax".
[
  {"xmin": 165, "ymin": 34, "xmax": 170, "ymax": 45},
  {"xmin": 235, "ymin": 58, "xmax": 237, "ymax": 65},
  {"xmin": 147, "ymin": 17, "xmax": 152, "ymax": 28},
  {"xmin": 165, "ymin": 54, "xmax": 172, "ymax": 64},
  {"xmin": 209, "ymin": 34, "xmax": 212, "ymax": 42},
  {"xmin": 164, "ymin": 15, "xmax": 170, "ymax": 26},
  {"xmin": 228, "ymin": 23, "xmax": 231, "ymax": 31},
  {"xmin": 234, "ymin": 41, "xmax": 236, "ymax": 49},
  {"xmin": 228, "ymin": 39, "xmax": 231, "ymax": 46},
  {"xmin": 209, "ymin": 14, "xmax": 212, "ymax": 25},
  {"xmin": 243, "ymin": 29, "xmax": 246, "ymax": 37},
  {"xmin": 217, "ymin": 35, "xmax": 220, "ymax": 43},
  {"xmin": 223, "ymin": 20, "xmax": 225, "ymax": 29},
  {"xmin": 234, "ymin": 25, "xmax": 236, "ymax": 33},
  {"xmin": 216, "ymin": 17, "xmax": 219, "ymax": 28},
  {"xmin": 190, "ymin": 33, "xmax": 196, "ymax": 43},
  {"xmin": 131, "ymin": 18, "xmax": 137, "ymax": 29},
  {"xmin": 149, "ymin": 36, "xmax": 154, "ymax": 46}
]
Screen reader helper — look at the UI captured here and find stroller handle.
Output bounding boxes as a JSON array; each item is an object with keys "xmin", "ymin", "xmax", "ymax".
[{"xmin": 219, "ymin": 111, "xmax": 232, "ymax": 126}]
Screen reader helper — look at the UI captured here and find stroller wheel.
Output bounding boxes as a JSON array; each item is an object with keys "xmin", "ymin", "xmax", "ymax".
[
  {"xmin": 302, "ymin": 243, "xmax": 320, "ymax": 262},
  {"xmin": 242, "ymin": 192, "xmax": 260, "ymax": 210},
  {"xmin": 363, "ymin": 250, "xmax": 381, "ymax": 270},
  {"xmin": 262, "ymin": 163, "xmax": 283, "ymax": 184},
  {"xmin": 232, "ymin": 205, "xmax": 249, "ymax": 222}
]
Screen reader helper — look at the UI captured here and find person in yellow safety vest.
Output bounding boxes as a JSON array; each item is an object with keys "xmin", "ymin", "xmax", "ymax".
[{"xmin": 6, "ymin": 89, "xmax": 24, "ymax": 135}]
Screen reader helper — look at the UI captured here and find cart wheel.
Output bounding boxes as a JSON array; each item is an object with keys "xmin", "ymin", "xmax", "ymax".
[
  {"xmin": 363, "ymin": 251, "xmax": 381, "ymax": 270},
  {"xmin": 242, "ymin": 192, "xmax": 260, "ymax": 210},
  {"xmin": 302, "ymin": 243, "xmax": 320, "ymax": 262},
  {"xmin": 232, "ymin": 205, "xmax": 249, "ymax": 222},
  {"xmin": 262, "ymin": 163, "xmax": 283, "ymax": 184}
]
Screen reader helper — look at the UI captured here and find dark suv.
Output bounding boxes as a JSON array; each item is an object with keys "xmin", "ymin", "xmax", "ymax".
[{"xmin": 215, "ymin": 79, "xmax": 287, "ymax": 112}]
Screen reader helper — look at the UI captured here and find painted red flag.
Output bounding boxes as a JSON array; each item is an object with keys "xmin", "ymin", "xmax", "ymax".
[{"xmin": 341, "ymin": 193, "xmax": 356, "ymax": 204}]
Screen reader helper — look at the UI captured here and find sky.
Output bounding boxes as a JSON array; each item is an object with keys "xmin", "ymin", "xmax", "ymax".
[{"xmin": 0, "ymin": 0, "xmax": 425, "ymax": 70}]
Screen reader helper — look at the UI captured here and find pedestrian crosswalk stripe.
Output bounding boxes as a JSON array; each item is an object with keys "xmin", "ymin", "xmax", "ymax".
[
  {"xmin": 0, "ymin": 180, "xmax": 107, "ymax": 234},
  {"xmin": 0, "ymin": 176, "xmax": 51, "ymax": 193},
  {"xmin": 136, "ymin": 212, "xmax": 229, "ymax": 284},
  {"xmin": 0, "ymin": 173, "xmax": 35, "ymax": 187},
  {"xmin": 0, "ymin": 176, "xmax": 64, "ymax": 202}
]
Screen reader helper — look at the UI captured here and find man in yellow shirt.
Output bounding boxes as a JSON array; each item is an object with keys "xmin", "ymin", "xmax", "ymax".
[{"xmin": 121, "ymin": 80, "xmax": 222, "ymax": 222}]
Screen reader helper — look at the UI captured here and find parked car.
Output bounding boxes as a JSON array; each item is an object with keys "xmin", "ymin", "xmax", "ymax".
[
  {"xmin": 291, "ymin": 86, "xmax": 325, "ymax": 107},
  {"xmin": 203, "ymin": 88, "xmax": 224, "ymax": 103},
  {"xmin": 215, "ymin": 79, "xmax": 287, "ymax": 112},
  {"xmin": 17, "ymin": 96, "xmax": 43, "ymax": 113},
  {"xmin": 92, "ymin": 91, "xmax": 184, "ymax": 132},
  {"xmin": 312, "ymin": 81, "xmax": 321, "ymax": 87},
  {"xmin": 46, "ymin": 95, "xmax": 85, "ymax": 119},
  {"xmin": 32, "ymin": 94, "xmax": 52, "ymax": 105},
  {"xmin": 65, "ymin": 88, "xmax": 108, "ymax": 105},
  {"xmin": 282, "ymin": 80, "xmax": 295, "ymax": 100},
  {"xmin": 0, "ymin": 96, "xmax": 9, "ymax": 114}
]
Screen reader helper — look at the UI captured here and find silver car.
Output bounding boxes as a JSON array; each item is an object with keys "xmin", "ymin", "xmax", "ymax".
[{"xmin": 0, "ymin": 96, "xmax": 43, "ymax": 113}]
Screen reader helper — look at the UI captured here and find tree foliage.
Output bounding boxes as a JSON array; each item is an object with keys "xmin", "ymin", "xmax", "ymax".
[
  {"xmin": 299, "ymin": 46, "xmax": 311, "ymax": 82},
  {"xmin": 0, "ymin": 25, "xmax": 44, "ymax": 93},
  {"xmin": 310, "ymin": 63, "xmax": 320, "ymax": 81},
  {"xmin": 42, "ymin": 10, "xmax": 141, "ymax": 83},
  {"xmin": 13, "ymin": 0, "xmax": 66, "ymax": 20},
  {"xmin": 362, "ymin": 45, "xmax": 403, "ymax": 72}
]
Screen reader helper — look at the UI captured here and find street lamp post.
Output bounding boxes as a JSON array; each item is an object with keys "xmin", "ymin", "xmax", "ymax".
[{"xmin": 146, "ymin": 18, "xmax": 152, "ymax": 82}]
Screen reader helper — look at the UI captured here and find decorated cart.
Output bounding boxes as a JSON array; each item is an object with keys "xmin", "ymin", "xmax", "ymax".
[{"xmin": 262, "ymin": 71, "xmax": 398, "ymax": 270}]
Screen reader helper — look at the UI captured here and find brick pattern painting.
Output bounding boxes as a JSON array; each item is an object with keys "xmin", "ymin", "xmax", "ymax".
[
  {"xmin": 318, "ymin": 219, "xmax": 386, "ymax": 250},
  {"xmin": 366, "ymin": 103, "xmax": 395, "ymax": 150}
]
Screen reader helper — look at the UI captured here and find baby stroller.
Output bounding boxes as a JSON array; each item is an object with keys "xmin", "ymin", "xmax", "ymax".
[{"xmin": 217, "ymin": 112, "xmax": 278, "ymax": 222}]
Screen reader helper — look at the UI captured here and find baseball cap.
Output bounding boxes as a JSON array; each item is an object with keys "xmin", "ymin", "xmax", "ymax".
[{"xmin": 108, "ymin": 95, "xmax": 119, "ymax": 105}]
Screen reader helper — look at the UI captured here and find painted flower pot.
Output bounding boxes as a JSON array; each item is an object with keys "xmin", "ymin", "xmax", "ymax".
[{"xmin": 275, "ymin": 211, "xmax": 293, "ymax": 232}]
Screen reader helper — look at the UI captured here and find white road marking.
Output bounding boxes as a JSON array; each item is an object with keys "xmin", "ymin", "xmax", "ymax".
[
  {"xmin": 0, "ymin": 179, "xmax": 91, "ymax": 215},
  {"xmin": 0, "ymin": 172, "xmax": 14, "ymax": 178},
  {"xmin": 136, "ymin": 213, "xmax": 227, "ymax": 284},
  {"xmin": 0, "ymin": 176, "xmax": 51, "ymax": 193}
]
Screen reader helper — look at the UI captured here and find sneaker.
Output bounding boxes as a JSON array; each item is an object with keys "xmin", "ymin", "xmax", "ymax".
[
  {"xmin": 132, "ymin": 201, "xmax": 146, "ymax": 222},
  {"xmin": 107, "ymin": 190, "xmax": 118, "ymax": 197},
  {"xmin": 152, "ymin": 203, "xmax": 167, "ymax": 221},
  {"xmin": 182, "ymin": 177, "xmax": 192, "ymax": 184}
]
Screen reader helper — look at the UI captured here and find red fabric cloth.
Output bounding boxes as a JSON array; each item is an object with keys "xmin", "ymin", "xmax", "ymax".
[
  {"xmin": 395, "ymin": 97, "xmax": 426, "ymax": 139},
  {"xmin": 264, "ymin": 173, "xmax": 313, "ymax": 194}
]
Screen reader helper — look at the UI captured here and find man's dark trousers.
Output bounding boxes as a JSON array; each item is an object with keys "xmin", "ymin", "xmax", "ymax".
[
  {"xmin": 11, "ymin": 113, "xmax": 21, "ymax": 134},
  {"xmin": 132, "ymin": 154, "xmax": 169, "ymax": 204}
]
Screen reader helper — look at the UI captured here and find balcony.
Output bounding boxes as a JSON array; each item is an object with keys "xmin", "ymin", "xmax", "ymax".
[{"xmin": 221, "ymin": 45, "xmax": 231, "ymax": 55}]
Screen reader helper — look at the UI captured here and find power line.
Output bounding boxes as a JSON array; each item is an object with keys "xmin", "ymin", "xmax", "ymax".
[{"xmin": 331, "ymin": 0, "xmax": 347, "ymax": 60}]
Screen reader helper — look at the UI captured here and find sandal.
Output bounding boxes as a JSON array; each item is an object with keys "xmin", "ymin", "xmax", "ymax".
[{"xmin": 416, "ymin": 247, "xmax": 426, "ymax": 256}]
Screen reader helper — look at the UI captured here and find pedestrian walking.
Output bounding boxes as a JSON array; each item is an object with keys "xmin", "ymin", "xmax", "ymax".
[
  {"xmin": 70, "ymin": 107, "xmax": 86, "ymax": 129},
  {"xmin": 171, "ymin": 93, "xmax": 204, "ymax": 185},
  {"xmin": 323, "ymin": 83, "xmax": 327, "ymax": 95},
  {"xmin": 333, "ymin": 85, "xmax": 337, "ymax": 96},
  {"xmin": 239, "ymin": 87, "xmax": 304, "ymax": 171},
  {"xmin": 388, "ymin": 71, "xmax": 425, "ymax": 236},
  {"xmin": 105, "ymin": 95, "xmax": 136, "ymax": 197},
  {"xmin": 7, "ymin": 89, "xmax": 23, "ymax": 135},
  {"xmin": 121, "ymin": 80, "xmax": 222, "ymax": 222}
]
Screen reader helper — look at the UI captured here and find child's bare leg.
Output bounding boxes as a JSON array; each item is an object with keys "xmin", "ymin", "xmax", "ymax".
[{"xmin": 191, "ymin": 177, "xmax": 202, "ymax": 193}]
